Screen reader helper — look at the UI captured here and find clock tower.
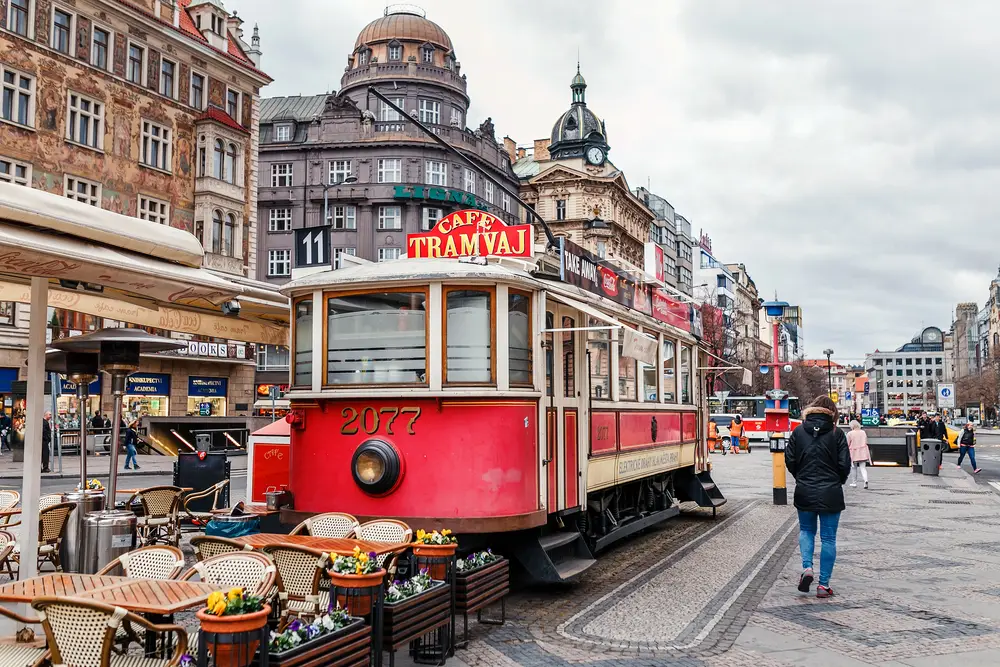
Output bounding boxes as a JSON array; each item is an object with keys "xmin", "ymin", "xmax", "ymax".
[{"xmin": 547, "ymin": 65, "xmax": 610, "ymax": 164}]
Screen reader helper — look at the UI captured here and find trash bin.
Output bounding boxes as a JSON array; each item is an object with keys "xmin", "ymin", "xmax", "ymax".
[
  {"xmin": 205, "ymin": 514, "xmax": 260, "ymax": 538},
  {"xmin": 60, "ymin": 489, "xmax": 106, "ymax": 573},
  {"xmin": 195, "ymin": 433, "xmax": 212, "ymax": 452},
  {"xmin": 81, "ymin": 510, "xmax": 136, "ymax": 574},
  {"xmin": 921, "ymin": 438, "xmax": 943, "ymax": 476},
  {"xmin": 906, "ymin": 431, "xmax": 920, "ymax": 473}
]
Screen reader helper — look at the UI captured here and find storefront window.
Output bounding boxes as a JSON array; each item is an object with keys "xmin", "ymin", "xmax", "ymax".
[
  {"xmin": 57, "ymin": 377, "xmax": 101, "ymax": 432},
  {"xmin": 680, "ymin": 346, "xmax": 691, "ymax": 404},
  {"xmin": 47, "ymin": 308, "xmax": 100, "ymax": 339},
  {"xmin": 327, "ymin": 291, "xmax": 427, "ymax": 385},
  {"xmin": 293, "ymin": 300, "xmax": 312, "ymax": 386},
  {"xmin": 663, "ymin": 339, "xmax": 676, "ymax": 403},
  {"xmin": 508, "ymin": 291, "xmax": 532, "ymax": 385},
  {"xmin": 588, "ymin": 318, "xmax": 610, "ymax": 400},
  {"xmin": 125, "ymin": 373, "xmax": 170, "ymax": 422},
  {"xmin": 618, "ymin": 334, "xmax": 637, "ymax": 401},
  {"xmin": 187, "ymin": 377, "xmax": 228, "ymax": 416},
  {"xmin": 445, "ymin": 289, "xmax": 492, "ymax": 384}
]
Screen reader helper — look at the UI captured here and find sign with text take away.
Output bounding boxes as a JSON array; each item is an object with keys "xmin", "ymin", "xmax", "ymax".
[{"xmin": 407, "ymin": 210, "xmax": 532, "ymax": 259}]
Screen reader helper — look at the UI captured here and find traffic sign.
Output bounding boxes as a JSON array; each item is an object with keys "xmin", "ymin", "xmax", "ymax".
[
  {"xmin": 294, "ymin": 226, "xmax": 331, "ymax": 268},
  {"xmin": 937, "ymin": 383, "xmax": 955, "ymax": 409},
  {"xmin": 861, "ymin": 408, "xmax": 879, "ymax": 426},
  {"xmin": 846, "ymin": 392, "xmax": 852, "ymax": 400},
  {"xmin": 863, "ymin": 381, "xmax": 870, "ymax": 395}
]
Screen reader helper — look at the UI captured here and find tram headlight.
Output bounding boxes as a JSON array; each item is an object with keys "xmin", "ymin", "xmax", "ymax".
[{"xmin": 351, "ymin": 439, "xmax": 402, "ymax": 495}]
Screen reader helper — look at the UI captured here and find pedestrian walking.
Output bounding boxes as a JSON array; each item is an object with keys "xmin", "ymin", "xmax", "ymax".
[
  {"xmin": 102, "ymin": 414, "xmax": 111, "ymax": 429},
  {"xmin": 730, "ymin": 415, "xmax": 744, "ymax": 454},
  {"xmin": 123, "ymin": 421, "xmax": 139, "ymax": 470},
  {"xmin": 41, "ymin": 410, "xmax": 52, "ymax": 473},
  {"xmin": 957, "ymin": 422, "xmax": 981, "ymax": 473},
  {"xmin": 934, "ymin": 414, "xmax": 949, "ymax": 450},
  {"xmin": 90, "ymin": 413, "xmax": 104, "ymax": 430},
  {"xmin": 846, "ymin": 420, "xmax": 871, "ymax": 489},
  {"xmin": 717, "ymin": 420, "xmax": 731, "ymax": 456},
  {"xmin": 0, "ymin": 411, "xmax": 10, "ymax": 454},
  {"xmin": 785, "ymin": 395, "xmax": 851, "ymax": 599}
]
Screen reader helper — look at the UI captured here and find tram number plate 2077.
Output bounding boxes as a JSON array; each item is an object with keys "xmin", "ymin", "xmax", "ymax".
[{"xmin": 340, "ymin": 407, "xmax": 421, "ymax": 436}]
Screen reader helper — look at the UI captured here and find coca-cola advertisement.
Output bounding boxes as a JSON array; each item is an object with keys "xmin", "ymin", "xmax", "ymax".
[
  {"xmin": 559, "ymin": 238, "xmax": 654, "ymax": 319},
  {"xmin": 651, "ymin": 288, "xmax": 691, "ymax": 332}
]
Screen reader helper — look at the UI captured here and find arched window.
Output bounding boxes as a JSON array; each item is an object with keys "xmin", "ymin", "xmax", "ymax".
[
  {"xmin": 198, "ymin": 146, "xmax": 206, "ymax": 177},
  {"xmin": 224, "ymin": 214, "xmax": 236, "ymax": 256},
  {"xmin": 213, "ymin": 139, "xmax": 225, "ymax": 180},
  {"xmin": 212, "ymin": 209, "xmax": 223, "ymax": 254},
  {"xmin": 358, "ymin": 49, "xmax": 369, "ymax": 66},
  {"xmin": 225, "ymin": 143, "xmax": 237, "ymax": 184}
]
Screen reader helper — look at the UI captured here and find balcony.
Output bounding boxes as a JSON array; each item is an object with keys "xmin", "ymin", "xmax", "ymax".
[
  {"xmin": 195, "ymin": 176, "xmax": 245, "ymax": 204},
  {"xmin": 340, "ymin": 62, "xmax": 468, "ymax": 97}
]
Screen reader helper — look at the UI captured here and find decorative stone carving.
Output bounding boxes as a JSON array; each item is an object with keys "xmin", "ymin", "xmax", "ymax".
[
  {"xmin": 324, "ymin": 93, "xmax": 361, "ymax": 115},
  {"xmin": 477, "ymin": 117, "xmax": 495, "ymax": 141},
  {"xmin": 360, "ymin": 109, "xmax": 375, "ymax": 136}
]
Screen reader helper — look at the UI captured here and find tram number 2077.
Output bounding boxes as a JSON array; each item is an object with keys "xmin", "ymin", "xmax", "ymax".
[{"xmin": 340, "ymin": 406, "xmax": 422, "ymax": 436}]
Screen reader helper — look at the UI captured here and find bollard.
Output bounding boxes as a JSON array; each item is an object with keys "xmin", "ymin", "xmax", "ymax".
[
  {"xmin": 770, "ymin": 434, "xmax": 787, "ymax": 505},
  {"xmin": 906, "ymin": 431, "xmax": 920, "ymax": 473}
]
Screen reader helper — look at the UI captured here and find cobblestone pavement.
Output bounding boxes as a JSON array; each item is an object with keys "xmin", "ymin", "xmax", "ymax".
[{"xmin": 457, "ymin": 453, "xmax": 1000, "ymax": 666}]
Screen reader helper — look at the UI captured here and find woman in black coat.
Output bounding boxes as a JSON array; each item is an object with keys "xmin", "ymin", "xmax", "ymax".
[{"xmin": 785, "ymin": 395, "xmax": 851, "ymax": 599}]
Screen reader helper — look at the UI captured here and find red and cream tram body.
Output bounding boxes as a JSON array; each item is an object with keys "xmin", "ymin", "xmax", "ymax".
[{"xmin": 280, "ymin": 212, "xmax": 723, "ymax": 582}]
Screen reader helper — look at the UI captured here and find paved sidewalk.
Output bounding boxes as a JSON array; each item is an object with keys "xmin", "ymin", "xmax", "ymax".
[{"xmin": 0, "ymin": 452, "xmax": 247, "ymax": 481}]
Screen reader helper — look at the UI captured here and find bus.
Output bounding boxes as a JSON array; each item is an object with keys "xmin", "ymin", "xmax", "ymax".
[{"xmin": 710, "ymin": 395, "xmax": 802, "ymax": 441}]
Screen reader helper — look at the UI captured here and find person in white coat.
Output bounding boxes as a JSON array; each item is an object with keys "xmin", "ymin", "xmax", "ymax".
[{"xmin": 846, "ymin": 420, "xmax": 871, "ymax": 489}]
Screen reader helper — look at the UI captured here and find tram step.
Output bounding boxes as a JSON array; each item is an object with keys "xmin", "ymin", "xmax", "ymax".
[
  {"xmin": 510, "ymin": 530, "xmax": 596, "ymax": 584},
  {"xmin": 674, "ymin": 468, "xmax": 728, "ymax": 510},
  {"xmin": 555, "ymin": 557, "xmax": 594, "ymax": 581},
  {"xmin": 538, "ymin": 531, "xmax": 581, "ymax": 552}
]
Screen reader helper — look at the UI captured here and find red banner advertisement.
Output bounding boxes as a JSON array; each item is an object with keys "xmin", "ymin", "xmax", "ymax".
[
  {"xmin": 651, "ymin": 288, "xmax": 691, "ymax": 332},
  {"xmin": 407, "ymin": 210, "xmax": 533, "ymax": 259}
]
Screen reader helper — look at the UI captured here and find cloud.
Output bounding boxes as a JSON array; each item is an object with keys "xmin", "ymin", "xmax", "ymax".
[{"xmin": 232, "ymin": 0, "xmax": 1000, "ymax": 361}]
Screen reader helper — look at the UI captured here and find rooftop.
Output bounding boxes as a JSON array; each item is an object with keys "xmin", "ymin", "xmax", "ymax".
[{"xmin": 260, "ymin": 95, "xmax": 328, "ymax": 124}]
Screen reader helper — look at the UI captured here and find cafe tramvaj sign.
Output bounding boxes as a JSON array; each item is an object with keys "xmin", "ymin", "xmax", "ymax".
[{"xmin": 407, "ymin": 209, "xmax": 533, "ymax": 259}]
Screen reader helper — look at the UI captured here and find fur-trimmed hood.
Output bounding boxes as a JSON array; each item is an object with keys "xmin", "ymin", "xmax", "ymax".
[{"xmin": 802, "ymin": 406, "xmax": 836, "ymax": 420}]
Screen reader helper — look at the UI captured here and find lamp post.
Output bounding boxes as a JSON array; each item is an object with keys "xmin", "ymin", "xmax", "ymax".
[
  {"xmin": 762, "ymin": 300, "xmax": 796, "ymax": 505},
  {"xmin": 322, "ymin": 175, "xmax": 358, "ymax": 227},
  {"xmin": 824, "ymin": 348, "xmax": 834, "ymax": 398}
]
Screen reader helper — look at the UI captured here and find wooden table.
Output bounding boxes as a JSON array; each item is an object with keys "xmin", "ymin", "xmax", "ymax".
[
  {"xmin": 233, "ymin": 533, "xmax": 410, "ymax": 556},
  {"xmin": 78, "ymin": 579, "xmax": 217, "ymax": 616},
  {"xmin": 0, "ymin": 573, "xmax": 129, "ymax": 602}
]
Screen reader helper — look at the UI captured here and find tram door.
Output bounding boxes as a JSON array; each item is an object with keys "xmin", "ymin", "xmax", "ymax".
[{"xmin": 545, "ymin": 306, "xmax": 586, "ymax": 513}]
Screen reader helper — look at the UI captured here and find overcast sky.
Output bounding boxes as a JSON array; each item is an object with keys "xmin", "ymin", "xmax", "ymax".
[{"xmin": 236, "ymin": 0, "xmax": 999, "ymax": 362}]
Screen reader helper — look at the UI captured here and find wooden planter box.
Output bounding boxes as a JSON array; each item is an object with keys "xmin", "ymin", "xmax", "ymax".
[
  {"xmin": 455, "ymin": 558, "xmax": 508, "ymax": 615},
  {"xmin": 382, "ymin": 580, "xmax": 451, "ymax": 652},
  {"xmin": 256, "ymin": 618, "xmax": 370, "ymax": 667}
]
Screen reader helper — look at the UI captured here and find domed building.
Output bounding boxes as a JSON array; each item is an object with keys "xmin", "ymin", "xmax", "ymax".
[
  {"xmin": 514, "ymin": 68, "xmax": 652, "ymax": 270},
  {"xmin": 256, "ymin": 5, "xmax": 519, "ymax": 283}
]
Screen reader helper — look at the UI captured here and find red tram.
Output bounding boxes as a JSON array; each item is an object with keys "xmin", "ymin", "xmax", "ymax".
[{"xmin": 279, "ymin": 212, "xmax": 724, "ymax": 582}]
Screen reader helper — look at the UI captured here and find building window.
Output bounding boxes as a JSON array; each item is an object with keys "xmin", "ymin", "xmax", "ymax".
[
  {"xmin": 378, "ymin": 96, "xmax": 404, "ymax": 121},
  {"xmin": 378, "ymin": 247, "xmax": 401, "ymax": 262},
  {"xmin": 501, "ymin": 192, "xmax": 511, "ymax": 213},
  {"xmin": 224, "ymin": 142, "xmax": 237, "ymax": 184},
  {"xmin": 91, "ymin": 27, "xmax": 110, "ymax": 70},
  {"xmin": 445, "ymin": 288, "xmax": 493, "ymax": 384},
  {"xmin": 268, "ymin": 249, "xmax": 290, "ymax": 277},
  {"xmin": 52, "ymin": 8, "xmax": 73, "ymax": 54},
  {"xmin": 464, "ymin": 169, "xmax": 475, "ymax": 194},
  {"xmin": 424, "ymin": 160, "xmax": 447, "ymax": 186},
  {"xmin": 333, "ymin": 247, "xmax": 356, "ymax": 269},
  {"xmin": 211, "ymin": 210, "xmax": 223, "ymax": 254},
  {"xmin": 596, "ymin": 240, "xmax": 606, "ymax": 258},
  {"xmin": 8, "ymin": 0, "xmax": 30, "ymax": 37},
  {"xmin": 483, "ymin": 180, "xmax": 493, "ymax": 203},
  {"xmin": 64, "ymin": 175, "xmax": 100, "ymax": 207},
  {"xmin": 388, "ymin": 44, "xmax": 401, "ymax": 60},
  {"xmin": 137, "ymin": 195, "xmax": 169, "ymax": 224},
  {"xmin": 190, "ymin": 72, "xmax": 205, "ymax": 110},
  {"xmin": 224, "ymin": 214, "xmax": 236, "ymax": 256},
  {"xmin": 160, "ymin": 59, "xmax": 176, "ymax": 98},
  {"xmin": 268, "ymin": 208, "xmax": 291, "ymax": 232},
  {"xmin": 140, "ymin": 120, "xmax": 171, "ymax": 171},
  {"xmin": 328, "ymin": 159, "xmax": 351, "ymax": 184},
  {"xmin": 421, "ymin": 207, "xmax": 442, "ymax": 231},
  {"xmin": 256, "ymin": 344, "xmax": 290, "ymax": 371},
  {"xmin": 274, "ymin": 124, "xmax": 292, "ymax": 142},
  {"xmin": 421, "ymin": 46, "xmax": 433, "ymax": 63},
  {"xmin": 377, "ymin": 158, "xmax": 401, "ymax": 183},
  {"xmin": 357, "ymin": 50, "xmax": 368, "ymax": 66},
  {"xmin": 329, "ymin": 205, "xmax": 356, "ymax": 230},
  {"xmin": 213, "ymin": 139, "xmax": 224, "ymax": 179},
  {"xmin": 418, "ymin": 99, "xmax": 440, "ymax": 125},
  {"xmin": 450, "ymin": 107, "xmax": 461, "ymax": 127},
  {"xmin": 0, "ymin": 156, "xmax": 30, "ymax": 186},
  {"xmin": 0, "ymin": 66, "xmax": 34, "ymax": 127},
  {"xmin": 556, "ymin": 199, "xmax": 566, "ymax": 220},
  {"xmin": 66, "ymin": 93, "xmax": 104, "ymax": 150},
  {"xmin": 377, "ymin": 206, "xmax": 401, "ymax": 230},
  {"xmin": 271, "ymin": 163, "xmax": 292, "ymax": 187},
  {"xmin": 211, "ymin": 211, "xmax": 237, "ymax": 256},
  {"xmin": 127, "ymin": 43, "xmax": 145, "ymax": 85},
  {"xmin": 226, "ymin": 88, "xmax": 240, "ymax": 121}
]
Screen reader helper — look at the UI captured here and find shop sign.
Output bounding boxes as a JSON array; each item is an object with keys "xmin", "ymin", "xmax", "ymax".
[
  {"xmin": 621, "ymin": 327, "xmax": 658, "ymax": 366},
  {"xmin": 643, "ymin": 243, "xmax": 665, "ymax": 282},
  {"xmin": 125, "ymin": 373, "xmax": 170, "ymax": 396},
  {"xmin": 176, "ymin": 341, "xmax": 250, "ymax": 360},
  {"xmin": 651, "ymin": 289, "xmax": 692, "ymax": 332},
  {"xmin": 407, "ymin": 210, "xmax": 532, "ymax": 259},
  {"xmin": 393, "ymin": 185, "xmax": 487, "ymax": 211},
  {"xmin": 189, "ymin": 377, "xmax": 228, "ymax": 397},
  {"xmin": 559, "ymin": 238, "xmax": 657, "ymax": 317},
  {"xmin": 59, "ymin": 376, "xmax": 101, "ymax": 395},
  {"xmin": 256, "ymin": 384, "xmax": 289, "ymax": 398}
]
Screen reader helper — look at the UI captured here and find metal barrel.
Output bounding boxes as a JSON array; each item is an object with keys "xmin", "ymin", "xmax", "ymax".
[
  {"xmin": 60, "ymin": 489, "xmax": 106, "ymax": 573},
  {"xmin": 81, "ymin": 509, "xmax": 136, "ymax": 574}
]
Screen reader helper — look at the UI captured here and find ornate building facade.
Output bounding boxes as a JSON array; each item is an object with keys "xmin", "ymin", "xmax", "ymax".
[
  {"xmin": 256, "ymin": 5, "xmax": 519, "ymax": 282},
  {"xmin": 513, "ymin": 69, "xmax": 653, "ymax": 271}
]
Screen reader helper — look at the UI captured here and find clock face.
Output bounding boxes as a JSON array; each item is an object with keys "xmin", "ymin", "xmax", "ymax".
[
  {"xmin": 586, "ymin": 146, "xmax": 605, "ymax": 165},
  {"xmin": 926, "ymin": 330, "xmax": 940, "ymax": 341}
]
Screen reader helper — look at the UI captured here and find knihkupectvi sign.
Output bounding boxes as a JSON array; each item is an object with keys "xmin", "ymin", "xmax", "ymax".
[
  {"xmin": 407, "ymin": 209, "xmax": 533, "ymax": 259},
  {"xmin": 188, "ymin": 376, "xmax": 228, "ymax": 397},
  {"xmin": 125, "ymin": 373, "xmax": 170, "ymax": 396}
]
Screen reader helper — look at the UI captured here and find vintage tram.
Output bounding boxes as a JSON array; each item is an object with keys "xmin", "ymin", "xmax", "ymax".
[{"xmin": 279, "ymin": 211, "xmax": 724, "ymax": 582}]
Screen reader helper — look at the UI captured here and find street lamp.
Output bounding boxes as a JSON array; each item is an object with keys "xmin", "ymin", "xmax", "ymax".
[
  {"xmin": 824, "ymin": 348, "xmax": 834, "ymax": 397},
  {"xmin": 322, "ymin": 174, "xmax": 358, "ymax": 227}
]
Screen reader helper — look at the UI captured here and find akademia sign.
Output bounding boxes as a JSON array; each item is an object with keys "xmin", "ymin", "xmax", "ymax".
[{"xmin": 407, "ymin": 209, "xmax": 533, "ymax": 259}]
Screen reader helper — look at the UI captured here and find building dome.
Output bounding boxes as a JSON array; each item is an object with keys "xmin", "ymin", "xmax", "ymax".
[
  {"xmin": 355, "ymin": 5, "xmax": 453, "ymax": 51},
  {"xmin": 550, "ymin": 66, "xmax": 606, "ymax": 147}
]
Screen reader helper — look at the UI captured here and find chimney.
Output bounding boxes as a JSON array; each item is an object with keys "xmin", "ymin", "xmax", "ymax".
[
  {"xmin": 517, "ymin": 147, "xmax": 526, "ymax": 160},
  {"xmin": 502, "ymin": 136, "xmax": 516, "ymax": 163},
  {"xmin": 533, "ymin": 138, "xmax": 550, "ymax": 162},
  {"xmin": 227, "ymin": 10, "xmax": 244, "ymax": 39},
  {"xmin": 172, "ymin": 0, "xmax": 180, "ymax": 27}
]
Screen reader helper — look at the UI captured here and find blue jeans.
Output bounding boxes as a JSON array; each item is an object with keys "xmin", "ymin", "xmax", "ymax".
[
  {"xmin": 730, "ymin": 436, "xmax": 740, "ymax": 449},
  {"xmin": 124, "ymin": 444, "xmax": 137, "ymax": 469},
  {"xmin": 798, "ymin": 510, "xmax": 841, "ymax": 587},
  {"xmin": 958, "ymin": 445, "xmax": 978, "ymax": 469}
]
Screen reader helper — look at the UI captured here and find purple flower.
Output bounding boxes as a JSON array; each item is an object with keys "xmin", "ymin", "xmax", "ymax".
[
  {"xmin": 306, "ymin": 625, "xmax": 320, "ymax": 639},
  {"xmin": 466, "ymin": 554, "xmax": 475, "ymax": 561},
  {"xmin": 393, "ymin": 579, "xmax": 401, "ymax": 586},
  {"xmin": 180, "ymin": 655, "xmax": 194, "ymax": 667},
  {"xmin": 368, "ymin": 551, "xmax": 377, "ymax": 561},
  {"xmin": 288, "ymin": 619, "xmax": 303, "ymax": 632},
  {"xmin": 419, "ymin": 567, "xmax": 429, "ymax": 575}
]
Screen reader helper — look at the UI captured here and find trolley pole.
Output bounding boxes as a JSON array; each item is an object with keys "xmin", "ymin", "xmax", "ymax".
[{"xmin": 762, "ymin": 301, "xmax": 795, "ymax": 506}]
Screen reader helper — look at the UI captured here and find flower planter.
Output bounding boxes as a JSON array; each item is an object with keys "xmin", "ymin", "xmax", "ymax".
[
  {"xmin": 196, "ymin": 604, "xmax": 272, "ymax": 667},
  {"xmin": 257, "ymin": 618, "xmax": 369, "ymax": 667},
  {"xmin": 382, "ymin": 580, "xmax": 451, "ymax": 652},
  {"xmin": 328, "ymin": 569, "xmax": 385, "ymax": 617},
  {"xmin": 455, "ymin": 558, "xmax": 509, "ymax": 647},
  {"xmin": 412, "ymin": 543, "xmax": 457, "ymax": 580}
]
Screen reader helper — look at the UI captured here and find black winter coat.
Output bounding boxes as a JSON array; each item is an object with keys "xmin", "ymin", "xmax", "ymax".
[
  {"xmin": 785, "ymin": 409, "xmax": 851, "ymax": 513},
  {"xmin": 935, "ymin": 420, "xmax": 948, "ymax": 441},
  {"xmin": 960, "ymin": 428, "xmax": 975, "ymax": 447}
]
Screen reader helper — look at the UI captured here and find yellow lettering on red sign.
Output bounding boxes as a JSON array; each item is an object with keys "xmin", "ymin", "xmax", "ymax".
[{"xmin": 407, "ymin": 209, "xmax": 533, "ymax": 259}]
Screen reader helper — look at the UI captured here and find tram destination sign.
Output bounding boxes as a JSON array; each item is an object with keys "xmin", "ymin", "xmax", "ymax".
[{"xmin": 407, "ymin": 209, "xmax": 532, "ymax": 259}]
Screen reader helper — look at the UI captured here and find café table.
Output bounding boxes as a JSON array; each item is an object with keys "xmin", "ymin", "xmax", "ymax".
[
  {"xmin": 0, "ymin": 573, "xmax": 129, "ymax": 602},
  {"xmin": 232, "ymin": 533, "xmax": 411, "ymax": 556}
]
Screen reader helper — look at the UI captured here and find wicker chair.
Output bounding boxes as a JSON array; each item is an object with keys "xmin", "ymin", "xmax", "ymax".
[
  {"xmin": 0, "ymin": 489, "xmax": 19, "ymax": 528},
  {"xmin": 0, "ymin": 604, "xmax": 47, "ymax": 667},
  {"xmin": 39, "ymin": 494, "xmax": 63, "ymax": 510},
  {"xmin": 33, "ymin": 596, "xmax": 187, "ymax": 667},
  {"xmin": 179, "ymin": 551, "xmax": 277, "ymax": 598},
  {"xmin": 180, "ymin": 480, "xmax": 230, "ymax": 532},
  {"xmin": 290, "ymin": 512, "xmax": 359, "ymax": 539},
  {"xmin": 96, "ymin": 545, "xmax": 185, "ymax": 579},
  {"xmin": 127, "ymin": 486, "xmax": 183, "ymax": 547},
  {"xmin": 262, "ymin": 545, "xmax": 331, "ymax": 623},
  {"xmin": 356, "ymin": 519, "xmax": 412, "ymax": 567},
  {"xmin": 6, "ymin": 501, "xmax": 76, "ymax": 577},
  {"xmin": 190, "ymin": 535, "xmax": 255, "ymax": 561}
]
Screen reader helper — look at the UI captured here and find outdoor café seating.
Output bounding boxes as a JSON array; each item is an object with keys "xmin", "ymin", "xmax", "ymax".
[
  {"xmin": 179, "ymin": 551, "xmax": 277, "ymax": 599},
  {"xmin": 190, "ymin": 535, "xmax": 254, "ymax": 561},
  {"xmin": 261, "ymin": 543, "xmax": 331, "ymax": 623},
  {"xmin": 5, "ymin": 501, "xmax": 76, "ymax": 577},
  {"xmin": 95, "ymin": 545, "xmax": 186, "ymax": 580},
  {"xmin": 0, "ymin": 490, "xmax": 20, "ymax": 527},
  {"xmin": 0, "ymin": 604, "xmax": 47, "ymax": 667},
  {"xmin": 356, "ymin": 519, "xmax": 413, "ymax": 572},
  {"xmin": 127, "ymin": 486, "xmax": 184, "ymax": 547},
  {"xmin": 180, "ymin": 480, "xmax": 230, "ymax": 533},
  {"xmin": 289, "ymin": 511, "xmax": 360, "ymax": 538},
  {"xmin": 38, "ymin": 494, "xmax": 63, "ymax": 511}
]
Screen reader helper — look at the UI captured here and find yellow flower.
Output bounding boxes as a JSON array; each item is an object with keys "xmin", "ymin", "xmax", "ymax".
[
  {"xmin": 227, "ymin": 587, "xmax": 243, "ymax": 601},
  {"xmin": 358, "ymin": 552, "xmax": 369, "ymax": 564},
  {"xmin": 416, "ymin": 529, "xmax": 426, "ymax": 541},
  {"xmin": 354, "ymin": 563, "xmax": 362, "ymax": 575},
  {"xmin": 212, "ymin": 601, "xmax": 227, "ymax": 616},
  {"xmin": 207, "ymin": 591, "xmax": 224, "ymax": 609},
  {"xmin": 441, "ymin": 529, "xmax": 452, "ymax": 537},
  {"xmin": 353, "ymin": 546, "xmax": 361, "ymax": 557}
]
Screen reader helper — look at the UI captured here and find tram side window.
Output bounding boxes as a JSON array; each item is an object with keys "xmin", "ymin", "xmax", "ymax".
[
  {"xmin": 680, "ymin": 346, "xmax": 691, "ymax": 404},
  {"xmin": 587, "ymin": 318, "xmax": 610, "ymax": 400},
  {"xmin": 326, "ymin": 292, "xmax": 427, "ymax": 385},
  {"xmin": 663, "ymin": 339, "xmax": 676, "ymax": 403},
  {"xmin": 618, "ymin": 335, "xmax": 637, "ymax": 401},
  {"xmin": 562, "ymin": 316, "xmax": 575, "ymax": 398},
  {"xmin": 508, "ymin": 291, "xmax": 532, "ymax": 386},
  {"xmin": 640, "ymin": 348, "xmax": 656, "ymax": 402},
  {"xmin": 445, "ymin": 289, "xmax": 493, "ymax": 384},
  {"xmin": 545, "ymin": 311, "xmax": 554, "ymax": 397},
  {"xmin": 293, "ymin": 299, "xmax": 312, "ymax": 386}
]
